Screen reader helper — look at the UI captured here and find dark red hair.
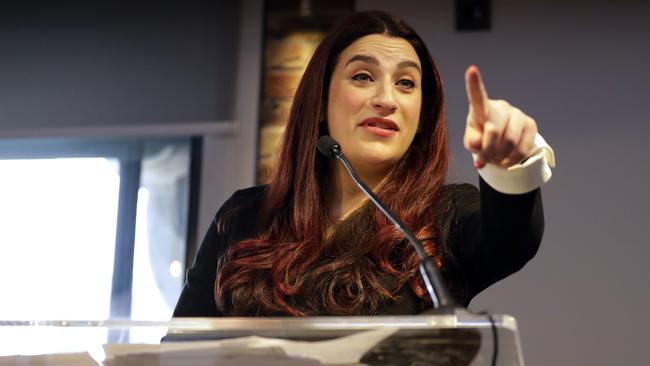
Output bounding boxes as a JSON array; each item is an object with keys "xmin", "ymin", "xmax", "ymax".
[{"xmin": 215, "ymin": 11, "xmax": 458, "ymax": 316}]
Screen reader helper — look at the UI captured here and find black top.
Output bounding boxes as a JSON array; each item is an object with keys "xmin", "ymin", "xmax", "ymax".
[{"xmin": 173, "ymin": 178, "xmax": 543, "ymax": 316}]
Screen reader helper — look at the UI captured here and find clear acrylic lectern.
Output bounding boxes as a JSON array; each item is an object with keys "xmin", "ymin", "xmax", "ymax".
[{"xmin": 0, "ymin": 311, "xmax": 524, "ymax": 365}]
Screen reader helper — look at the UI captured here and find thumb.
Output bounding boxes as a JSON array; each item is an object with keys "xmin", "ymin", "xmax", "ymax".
[{"xmin": 464, "ymin": 124, "xmax": 482, "ymax": 153}]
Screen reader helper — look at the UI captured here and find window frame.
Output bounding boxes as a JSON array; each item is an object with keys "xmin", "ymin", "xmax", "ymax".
[{"xmin": 0, "ymin": 136, "xmax": 201, "ymax": 319}]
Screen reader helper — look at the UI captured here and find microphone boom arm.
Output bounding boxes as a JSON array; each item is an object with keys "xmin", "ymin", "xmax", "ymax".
[{"xmin": 328, "ymin": 145, "xmax": 455, "ymax": 310}]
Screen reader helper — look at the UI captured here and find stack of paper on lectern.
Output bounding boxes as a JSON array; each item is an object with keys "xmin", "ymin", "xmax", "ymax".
[{"xmin": 102, "ymin": 328, "xmax": 397, "ymax": 366}]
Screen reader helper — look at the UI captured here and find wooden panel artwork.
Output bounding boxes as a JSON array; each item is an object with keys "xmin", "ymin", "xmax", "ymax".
[
  {"xmin": 256, "ymin": 1, "xmax": 353, "ymax": 184},
  {"xmin": 257, "ymin": 31, "xmax": 324, "ymax": 184}
]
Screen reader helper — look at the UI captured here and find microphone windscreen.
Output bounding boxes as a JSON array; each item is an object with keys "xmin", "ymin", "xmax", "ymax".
[{"xmin": 317, "ymin": 135, "xmax": 339, "ymax": 158}]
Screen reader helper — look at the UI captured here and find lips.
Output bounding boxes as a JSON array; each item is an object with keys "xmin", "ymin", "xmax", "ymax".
[
  {"xmin": 359, "ymin": 117, "xmax": 399, "ymax": 138},
  {"xmin": 359, "ymin": 118, "xmax": 400, "ymax": 131}
]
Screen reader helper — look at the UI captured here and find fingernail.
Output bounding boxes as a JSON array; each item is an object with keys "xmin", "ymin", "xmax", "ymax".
[{"xmin": 474, "ymin": 161, "xmax": 483, "ymax": 169}]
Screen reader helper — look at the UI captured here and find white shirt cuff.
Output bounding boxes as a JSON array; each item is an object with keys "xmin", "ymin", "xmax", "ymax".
[{"xmin": 475, "ymin": 133, "xmax": 556, "ymax": 195}]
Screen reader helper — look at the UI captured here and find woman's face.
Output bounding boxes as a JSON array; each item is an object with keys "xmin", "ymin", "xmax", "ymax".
[{"xmin": 327, "ymin": 34, "xmax": 422, "ymax": 174}]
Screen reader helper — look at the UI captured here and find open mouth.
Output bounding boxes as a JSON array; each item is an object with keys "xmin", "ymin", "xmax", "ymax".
[
  {"xmin": 360, "ymin": 118, "xmax": 400, "ymax": 131},
  {"xmin": 359, "ymin": 118, "xmax": 400, "ymax": 138}
]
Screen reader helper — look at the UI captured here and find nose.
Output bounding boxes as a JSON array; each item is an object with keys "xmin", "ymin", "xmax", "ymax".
[{"xmin": 371, "ymin": 81, "xmax": 398, "ymax": 115}]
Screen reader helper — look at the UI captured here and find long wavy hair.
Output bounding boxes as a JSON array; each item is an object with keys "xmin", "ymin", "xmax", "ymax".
[{"xmin": 215, "ymin": 11, "xmax": 459, "ymax": 316}]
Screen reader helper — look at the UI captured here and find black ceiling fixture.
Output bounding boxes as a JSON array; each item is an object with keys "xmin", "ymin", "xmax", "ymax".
[{"xmin": 456, "ymin": 0, "xmax": 491, "ymax": 31}]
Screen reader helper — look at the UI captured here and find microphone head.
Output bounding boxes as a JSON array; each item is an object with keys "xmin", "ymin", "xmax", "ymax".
[{"xmin": 317, "ymin": 135, "xmax": 340, "ymax": 158}]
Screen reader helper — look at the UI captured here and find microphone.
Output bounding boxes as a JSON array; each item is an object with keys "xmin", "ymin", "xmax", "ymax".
[{"xmin": 317, "ymin": 135, "xmax": 456, "ymax": 311}]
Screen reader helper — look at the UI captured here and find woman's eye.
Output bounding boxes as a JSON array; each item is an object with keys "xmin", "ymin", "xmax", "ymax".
[
  {"xmin": 397, "ymin": 79, "xmax": 416, "ymax": 89},
  {"xmin": 352, "ymin": 73, "xmax": 373, "ymax": 83}
]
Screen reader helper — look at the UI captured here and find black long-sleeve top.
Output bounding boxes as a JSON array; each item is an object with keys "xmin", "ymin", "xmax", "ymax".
[{"xmin": 173, "ymin": 178, "xmax": 544, "ymax": 316}]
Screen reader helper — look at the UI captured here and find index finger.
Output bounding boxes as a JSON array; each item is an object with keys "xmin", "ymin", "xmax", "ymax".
[{"xmin": 465, "ymin": 65, "xmax": 489, "ymax": 122}]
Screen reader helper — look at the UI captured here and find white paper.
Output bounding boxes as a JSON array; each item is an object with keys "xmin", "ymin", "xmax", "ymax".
[
  {"xmin": 0, "ymin": 352, "xmax": 98, "ymax": 366},
  {"xmin": 102, "ymin": 327, "xmax": 397, "ymax": 365}
]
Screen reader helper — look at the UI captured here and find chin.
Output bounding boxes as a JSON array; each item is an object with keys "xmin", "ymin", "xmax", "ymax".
[
  {"xmin": 340, "ymin": 140, "xmax": 405, "ymax": 168},
  {"xmin": 351, "ymin": 151, "xmax": 400, "ymax": 169}
]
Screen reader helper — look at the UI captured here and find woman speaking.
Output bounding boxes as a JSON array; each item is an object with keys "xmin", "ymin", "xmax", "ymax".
[{"xmin": 173, "ymin": 11, "xmax": 555, "ymax": 317}]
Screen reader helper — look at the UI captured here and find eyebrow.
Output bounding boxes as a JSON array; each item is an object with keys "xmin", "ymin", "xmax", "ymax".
[{"xmin": 345, "ymin": 54, "xmax": 421, "ymax": 75}]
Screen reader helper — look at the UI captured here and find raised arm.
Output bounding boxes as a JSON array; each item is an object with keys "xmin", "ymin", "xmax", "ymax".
[
  {"xmin": 448, "ymin": 180, "xmax": 544, "ymax": 302},
  {"xmin": 447, "ymin": 66, "xmax": 553, "ymax": 302}
]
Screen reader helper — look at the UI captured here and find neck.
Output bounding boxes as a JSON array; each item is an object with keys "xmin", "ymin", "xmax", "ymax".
[{"xmin": 326, "ymin": 159, "xmax": 392, "ymax": 220}]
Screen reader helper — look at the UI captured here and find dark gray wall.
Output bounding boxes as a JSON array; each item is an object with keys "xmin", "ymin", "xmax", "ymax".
[
  {"xmin": 196, "ymin": 0, "xmax": 261, "ymax": 244},
  {"xmin": 355, "ymin": 0, "xmax": 650, "ymax": 365},
  {"xmin": 0, "ymin": 1, "xmax": 238, "ymax": 131}
]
